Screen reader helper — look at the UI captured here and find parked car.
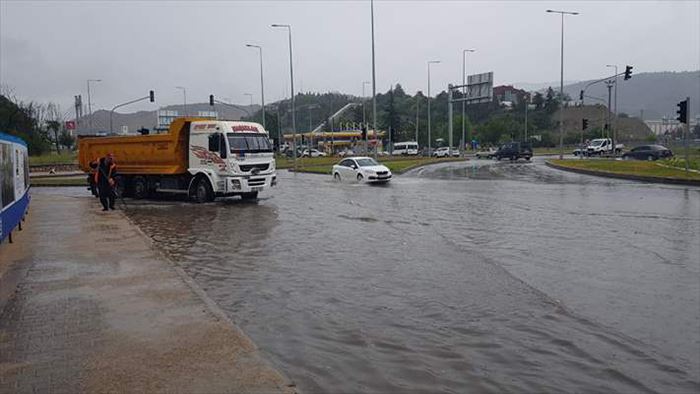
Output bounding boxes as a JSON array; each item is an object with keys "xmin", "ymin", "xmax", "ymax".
[
  {"xmin": 338, "ymin": 149, "xmax": 355, "ymax": 157},
  {"xmin": 450, "ymin": 148, "xmax": 460, "ymax": 157},
  {"xmin": 475, "ymin": 147, "xmax": 497, "ymax": 159},
  {"xmin": 573, "ymin": 144, "xmax": 587, "ymax": 156},
  {"xmin": 285, "ymin": 148, "xmax": 303, "ymax": 158},
  {"xmin": 332, "ymin": 157, "xmax": 392, "ymax": 184},
  {"xmin": 622, "ymin": 145, "xmax": 673, "ymax": 161},
  {"xmin": 494, "ymin": 142, "xmax": 533, "ymax": 161},
  {"xmin": 433, "ymin": 147, "xmax": 451, "ymax": 158},
  {"xmin": 302, "ymin": 149, "xmax": 327, "ymax": 158}
]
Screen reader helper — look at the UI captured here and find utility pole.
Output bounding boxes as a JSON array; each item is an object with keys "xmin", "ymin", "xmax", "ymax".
[
  {"xmin": 462, "ymin": 49, "xmax": 475, "ymax": 157},
  {"xmin": 607, "ymin": 64, "xmax": 618, "ymax": 157},
  {"xmin": 363, "ymin": 81, "xmax": 370, "ymax": 154},
  {"xmin": 606, "ymin": 81, "xmax": 613, "ymax": 154},
  {"xmin": 546, "ymin": 9, "xmax": 579, "ymax": 159},
  {"xmin": 370, "ymin": 0, "xmax": 377, "ymax": 159},
  {"xmin": 271, "ymin": 24, "xmax": 296, "ymax": 169},
  {"xmin": 87, "ymin": 79, "xmax": 101, "ymax": 132},
  {"xmin": 524, "ymin": 94, "xmax": 529, "ymax": 142},
  {"xmin": 246, "ymin": 44, "xmax": 266, "ymax": 130},
  {"xmin": 427, "ymin": 60, "xmax": 440, "ymax": 157},
  {"xmin": 415, "ymin": 96, "xmax": 419, "ymax": 144}
]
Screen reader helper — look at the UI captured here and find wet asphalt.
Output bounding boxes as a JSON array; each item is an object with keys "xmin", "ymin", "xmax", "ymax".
[{"xmin": 40, "ymin": 157, "xmax": 700, "ymax": 393}]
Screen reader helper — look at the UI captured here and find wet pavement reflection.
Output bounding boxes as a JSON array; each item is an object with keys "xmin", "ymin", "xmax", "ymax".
[{"xmin": 54, "ymin": 158, "xmax": 700, "ymax": 393}]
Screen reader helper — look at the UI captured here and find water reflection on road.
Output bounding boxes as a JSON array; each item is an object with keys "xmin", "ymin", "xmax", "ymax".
[{"xmin": 121, "ymin": 158, "xmax": 700, "ymax": 393}]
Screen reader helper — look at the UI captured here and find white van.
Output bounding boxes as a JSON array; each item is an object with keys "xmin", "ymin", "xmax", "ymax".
[{"xmin": 392, "ymin": 141, "xmax": 419, "ymax": 156}]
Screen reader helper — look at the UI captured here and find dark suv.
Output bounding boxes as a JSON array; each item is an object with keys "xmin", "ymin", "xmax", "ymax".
[{"xmin": 494, "ymin": 142, "xmax": 533, "ymax": 161}]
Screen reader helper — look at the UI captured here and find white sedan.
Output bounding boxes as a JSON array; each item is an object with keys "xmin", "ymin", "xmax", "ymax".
[
  {"xmin": 332, "ymin": 157, "xmax": 392, "ymax": 184},
  {"xmin": 302, "ymin": 149, "xmax": 327, "ymax": 157}
]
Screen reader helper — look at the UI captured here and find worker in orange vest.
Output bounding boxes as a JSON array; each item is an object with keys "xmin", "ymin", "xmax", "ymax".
[{"xmin": 90, "ymin": 153, "xmax": 118, "ymax": 211}]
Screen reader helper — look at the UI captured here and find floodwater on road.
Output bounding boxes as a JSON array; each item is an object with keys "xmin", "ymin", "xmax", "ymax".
[{"xmin": 46, "ymin": 158, "xmax": 700, "ymax": 393}]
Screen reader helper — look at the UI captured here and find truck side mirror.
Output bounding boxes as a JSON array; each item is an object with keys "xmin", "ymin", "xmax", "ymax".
[
  {"xmin": 208, "ymin": 133, "xmax": 220, "ymax": 152},
  {"xmin": 219, "ymin": 133, "xmax": 227, "ymax": 159}
]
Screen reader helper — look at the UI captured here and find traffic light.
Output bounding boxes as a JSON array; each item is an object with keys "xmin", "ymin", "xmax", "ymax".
[
  {"xmin": 676, "ymin": 99, "xmax": 688, "ymax": 123},
  {"xmin": 209, "ymin": 95, "xmax": 215, "ymax": 106},
  {"xmin": 149, "ymin": 90, "xmax": 155, "ymax": 102},
  {"xmin": 582, "ymin": 118, "xmax": 589, "ymax": 130},
  {"xmin": 579, "ymin": 90, "xmax": 584, "ymax": 100},
  {"xmin": 361, "ymin": 126, "xmax": 367, "ymax": 140},
  {"xmin": 624, "ymin": 65, "xmax": 633, "ymax": 80}
]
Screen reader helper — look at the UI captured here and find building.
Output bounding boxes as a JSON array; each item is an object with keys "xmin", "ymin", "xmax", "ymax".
[{"xmin": 493, "ymin": 85, "xmax": 527, "ymax": 105}]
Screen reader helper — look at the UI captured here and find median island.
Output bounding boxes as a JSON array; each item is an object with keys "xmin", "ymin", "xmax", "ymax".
[{"xmin": 547, "ymin": 159, "xmax": 700, "ymax": 185}]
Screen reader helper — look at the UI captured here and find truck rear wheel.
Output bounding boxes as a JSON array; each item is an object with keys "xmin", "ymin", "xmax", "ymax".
[
  {"xmin": 241, "ymin": 192, "xmax": 258, "ymax": 200},
  {"xmin": 193, "ymin": 177, "xmax": 214, "ymax": 203},
  {"xmin": 132, "ymin": 176, "xmax": 149, "ymax": 199}
]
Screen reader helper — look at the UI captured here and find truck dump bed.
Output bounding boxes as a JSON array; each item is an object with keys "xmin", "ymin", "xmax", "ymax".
[{"xmin": 78, "ymin": 118, "xmax": 200, "ymax": 175}]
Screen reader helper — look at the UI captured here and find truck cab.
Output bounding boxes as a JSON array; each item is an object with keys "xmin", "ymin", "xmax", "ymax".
[{"xmin": 188, "ymin": 121, "xmax": 276, "ymax": 201}]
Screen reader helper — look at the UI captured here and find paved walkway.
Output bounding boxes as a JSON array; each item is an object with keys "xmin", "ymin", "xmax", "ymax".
[{"xmin": 0, "ymin": 194, "xmax": 295, "ymax": 393}]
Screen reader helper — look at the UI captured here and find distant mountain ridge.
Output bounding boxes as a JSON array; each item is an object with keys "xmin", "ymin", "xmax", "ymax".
[
  {"xmin": 74, "ymin": 103, "xmax": 259, "ymax": 135},
  {"xmin": 561, "ymin": 71, "xmax": 699, "ymax": 121}
]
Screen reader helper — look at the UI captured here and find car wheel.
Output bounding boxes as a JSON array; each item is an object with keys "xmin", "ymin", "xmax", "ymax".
[
  {"xmin": 193, "ymin": 177, "xmax": 214, "ymax": 203},
  {"xmin": 334, "ymin": 172, "xmax": 341, "ymax": 182},
  {"xmin": 357, "ymin": 173, "xmax": 364, "ymax": 182}
]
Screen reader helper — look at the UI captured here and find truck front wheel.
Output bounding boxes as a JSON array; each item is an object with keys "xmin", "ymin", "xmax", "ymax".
[{"xmin": 193, "ymin": 177, "xmax": 214, "ymax": 203}]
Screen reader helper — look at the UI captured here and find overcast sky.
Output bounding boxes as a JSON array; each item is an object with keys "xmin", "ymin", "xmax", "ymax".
[{"xmin": 1, "ymin": 0, "xmax": 698, "ymax": 115}]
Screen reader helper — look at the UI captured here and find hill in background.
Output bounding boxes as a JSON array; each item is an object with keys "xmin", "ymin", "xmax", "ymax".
[
  {"xmin": 563, "ymin": 71, "xmax": 699, "ymax": 120},
  {"xmin": 75, "ymin": 103, "xmax": 258, "ymax": 135}
]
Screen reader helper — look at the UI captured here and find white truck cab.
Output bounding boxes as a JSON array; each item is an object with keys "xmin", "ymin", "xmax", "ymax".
[{"xmin": 188, "ymin": 120, "xmax": 276, "ymax": 200}]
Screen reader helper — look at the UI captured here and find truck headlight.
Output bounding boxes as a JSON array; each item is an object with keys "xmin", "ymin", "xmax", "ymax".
[{"xmin": 231, "ymin": 179, "xmax": 241, "ymax": 190}]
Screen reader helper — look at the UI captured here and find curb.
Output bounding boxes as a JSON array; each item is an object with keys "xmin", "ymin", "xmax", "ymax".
[{"xmin": 545, "ymin": 161, "xmax": 700, "ymax": 186}]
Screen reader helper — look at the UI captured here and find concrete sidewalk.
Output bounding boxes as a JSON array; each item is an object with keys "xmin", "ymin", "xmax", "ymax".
[{"xmin": 0, "ymin": 194, "xmax": 295, "ymax": 393}]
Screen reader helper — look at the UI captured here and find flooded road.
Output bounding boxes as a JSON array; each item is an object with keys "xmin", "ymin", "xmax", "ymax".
[{"xmin": 71, "ymin": 158, "xmax": 700, "ymax": 392}]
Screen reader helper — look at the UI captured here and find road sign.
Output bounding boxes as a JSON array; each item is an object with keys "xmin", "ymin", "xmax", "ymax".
[{"xmin": 466, "ymin": 72, "xmax": 493, "ymax": 104}]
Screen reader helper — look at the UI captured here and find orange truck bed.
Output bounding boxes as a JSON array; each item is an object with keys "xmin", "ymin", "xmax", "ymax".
[{"xmin": 78, "ymin": 118, "xmax": 202, "ymax": 175}]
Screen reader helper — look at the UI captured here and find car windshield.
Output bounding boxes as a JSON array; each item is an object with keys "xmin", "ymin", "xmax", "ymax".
[
  {"xmin": 227, "ymin": 133, "xmax": 272, "ymax": 153},
  {"xmin": 356, "ymin": 158, "xmax": 379, "ymax": 167},
  {"xmin": 591, "ymin": 140, "xmax": 604, "ymax": 146}
]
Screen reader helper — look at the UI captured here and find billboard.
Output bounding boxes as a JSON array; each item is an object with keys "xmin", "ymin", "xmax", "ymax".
[{"xmin": 466, "ymin": 72, "xmax": 493, "ymax": 104}]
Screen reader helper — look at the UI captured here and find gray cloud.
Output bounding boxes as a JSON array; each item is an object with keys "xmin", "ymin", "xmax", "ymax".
[{"xmin": 1, "ymin": 0, "xmax": 698, "ymax": 115}]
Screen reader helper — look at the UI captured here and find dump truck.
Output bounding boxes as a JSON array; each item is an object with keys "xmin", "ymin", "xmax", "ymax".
[{"xmin": 78, "ymin": 118, "xmax": 276, "ymax": 202}]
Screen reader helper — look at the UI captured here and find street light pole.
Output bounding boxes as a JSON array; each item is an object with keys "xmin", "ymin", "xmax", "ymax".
[
  {"xmin": 272, "ymin": 24, "xmax": 297, "ymax": 169},
  {"xmin": 246, "ymin": 44, "xmax": 266, "ymax": 130},
  {"xmin": 427, "ymin": 60, "xmax": 440, "ymax": 157},
  {"xmin": 606, "ymin": 64, "xmax": 618, "ymax": 157},
  {"xmin": 462, "ymin": 49, "xmax": 475, "ymax": 156},
  {"xmin": 370, "ymin": 0, "xmax": 377, "ymax": 159},
  {"xmin": 87, "ymin": 79, "xmax": 101, "ymax": 131},
  {"xmin": 175, "ymin": 86, "xmax": 187, "ymax": 117},
  {"xmin": 363, "ymin": 81, "xmax": 371, "ymax": 153},
  {"xmin": 547, "ymin": 9, "xmax": 579, "ymax": 159}
]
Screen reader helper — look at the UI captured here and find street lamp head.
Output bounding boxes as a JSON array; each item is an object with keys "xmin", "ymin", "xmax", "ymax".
[
  {"xmin": 428, "ymin": 60, "xmax": 440, "ymax": 64},
  {"xmin": 246, "ymin": 44, "xmax": 261, "ymax": 49},
  {"xmin": 271, "ymin": 24, "xmax": 290, "ymax": 28},
  {"xmin": 463, "ymin": 49, "xmax": 476, "ymax": 53}
]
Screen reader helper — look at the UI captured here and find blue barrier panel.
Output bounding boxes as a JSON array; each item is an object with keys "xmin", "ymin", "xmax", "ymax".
[{"xmin": 0, "ymin": 189, "xmax": 30, "ymax": 243}]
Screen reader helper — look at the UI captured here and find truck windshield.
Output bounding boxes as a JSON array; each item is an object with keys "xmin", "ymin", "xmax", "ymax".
[
  {"xmin": 591, "ymin": 140, "xmax": 604, "ymax": 146},
  {"xmin": 227, "ymin": 133, "xmax": 272, "ymax": 153}
]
